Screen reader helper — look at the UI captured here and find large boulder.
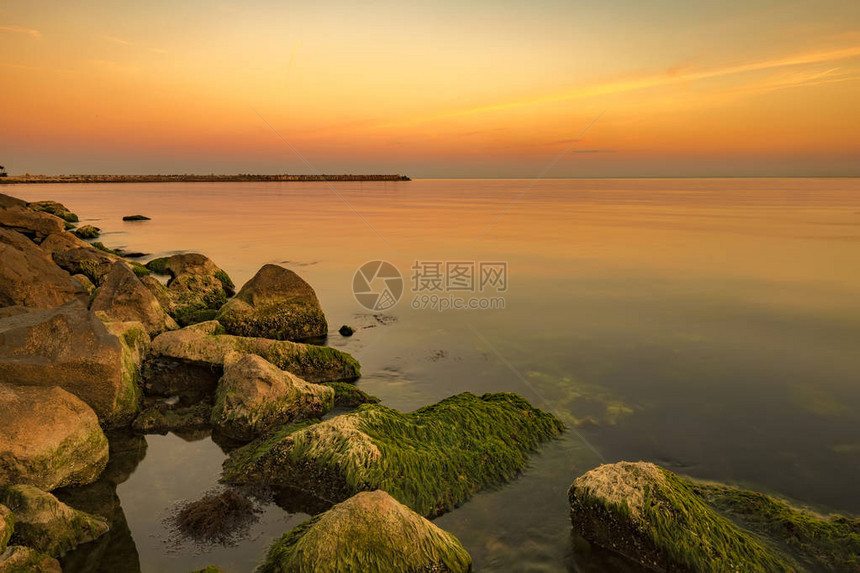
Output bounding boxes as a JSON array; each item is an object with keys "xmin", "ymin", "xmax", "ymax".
[
  {"xmin": 0, "ymin": 301, "xmax": 144, "ymax": 426},
  {"xmin": 0, "ymin": 384, "xmax": 108, "ymax": 490},
  {"xmin": 216, "ymin": 264, "xmax": 327, "ymax": 341},
  {"xmin": 146, "ymin": 323, "xmax": 360, "ymax": 402},
  {"xmin": 0, "ymin": 195, "xmax": 65, "ymax": 241},
  {"xmin": 224, "ymin": 392, "xmax": 564, "ymax": 517},
  {"xmin": 211, "ymin": 354, "xmax": 334, "ymax": 441},
  {"xmin": 0, "ymin": 546, "xmax": 61, "ymax": 573},
  {"xmin": 51, "ymin": 246, "xmax": 119, "ymax": 285},
  {"xmin": 566, "ymin": 462, "xmax": 860, "ymax": 573},
  {"xmin": 258, "ymin": 490, "xmax": 472, "ymax": 573},
  {"xmin": 26, "ymin": 201, "xmax": 78, "ymax": 223},
  {"xmin": 144, "ymin": 253, "xmax": 235, "ymax": 326},
  {"xmin": 38, "ymin": 232, "xmax": 91, "ymax": 255},
  {"xmin": 1, "ymin": 485, "xmax": 109, "ymax": 557},
  {"xmin": 91, "ymin": 262, "xmax": 177, "ymax": 336},
  {"xmin": 0, "ymin": 229, "xmax": 87, "ymax": 309}
]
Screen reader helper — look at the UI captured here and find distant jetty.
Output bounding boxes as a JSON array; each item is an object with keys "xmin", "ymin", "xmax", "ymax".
[{"xmin": 0, "ymin": 173, "xmax": 411, "ymax": 185}]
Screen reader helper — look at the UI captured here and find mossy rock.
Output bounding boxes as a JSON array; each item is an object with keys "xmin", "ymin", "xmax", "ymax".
[
  {"xmin": 216, "ymin": 264, "xmax": 327, "ymax": 342},
  {"xmin": 150, "ymin": 325, "xmax": 361, "ymax": 384},
  {"xmin": 0, "ymin": 545, "xmax": 61, "ymax": 572},
  {"xmin": 211, "ymin": 354, "xmax": 334, "ymax": 441},
  {"xmin": 0, "ymin": 505, "xmax": 12, "ymax": 554},
  {"xmin": 568, "ymin": 462, "xmax": 856, "ymax": 573},
  {"xmin": 27, "ymin": 201, "xmax": 78, "ymax": 223},
  {"xmin": 223, "ymin": 392, "xmax": 564, "ymax": 517},
  {"xmin": 259, "ymin": 490, "xmax": 472, "ymax": 573},
  {"xmin": 0, "ymin": 485, "xmax": 109, "ymax": 557},
  {"xmin": 72, "ymin": 225, "xmax": 100, "ymax": 239},
  {"xmin": 323, "ymin": 382, "xmax": 379, "ymax": 408},
  {"xmin": 142, "ymin": 253, "xmax": 234, "ymax": 326}
]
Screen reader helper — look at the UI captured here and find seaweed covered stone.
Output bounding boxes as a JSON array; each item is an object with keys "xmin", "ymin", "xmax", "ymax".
[
  {"xmin": 323, "ymin": 382, "xmax": 379, "ymax": 408},
  {"xmin": 51, "ymin": 245, "xmax": 120, "ymax": 285},
  {"xmin": 0, "ymin": 545, "xmax": 61, "ymax": 573},
  {"xmin": 144, "ymin": 253, "xmax": 235, "ymax": 326},
  {"xmin": 148, "ymin": 324, "xmax": 360, "ymax": 388},
  {"xmin": 211, "ymin": 354, "xmax": 335, "ymax": 441},
  {"xmin": 258, "ymin": 490, "xmax": 472, "ymax": 573},
  {"xmin": 223, "ymin": 392, "xmax": 564, "ymax": 517},
  {"xmin": 568, "ymin": 462, "xmax": 823, "ymax": 573},
  {"xmin": 0, "ymin": 229, "xmax": 88, "ymax": 309},
  {"xmin": 27, "ymin": 201, "xmax": 78, "ymax": 224},
  {"xmin": 72, "ymin": 224, "xmax": 100, "ymax": 239},
  {"xmin": 0, "ymin": 384, "xmax": 108, "ymax": 491},
  {"xmin": 216, "ymin": 264, "xmax": 327, "ymax": 342},
  {"xmin": 0, "ymin": 301, "xmax": 144, "ymax": 426},
  {"xmin": 0, "ymin": 485, "xmax": 109, "ymax": 557},
  {"xmin": 91, "ymin": 261, "xmax": 178, "ymax": 336}
]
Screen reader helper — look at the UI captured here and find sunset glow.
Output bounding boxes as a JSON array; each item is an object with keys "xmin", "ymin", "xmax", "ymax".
[{"xmin": 2, "ymin": 1, "xmax": 859, "ymax": 176}]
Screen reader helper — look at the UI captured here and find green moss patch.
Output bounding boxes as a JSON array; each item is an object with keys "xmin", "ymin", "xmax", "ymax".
[
  {"xmin": 322, "ymin": 382, "xmax": 379, "ymax": 408},
  {"xmin": 224, "ymin": 392, "xmax": 564, "ymax": 517}
]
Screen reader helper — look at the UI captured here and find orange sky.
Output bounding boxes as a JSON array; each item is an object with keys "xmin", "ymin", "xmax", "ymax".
[{"xmin": 1, "ymin": 1, "xmax": 859, "ymax": 176}]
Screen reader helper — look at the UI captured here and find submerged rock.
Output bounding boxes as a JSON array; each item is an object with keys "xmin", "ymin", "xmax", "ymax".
[
  {"xmin": 0, "ymin": 301, "xmax": 143, "ymax": 426},
  {"xmin": 566, "ymin": 462, "xmax": 856, "ymax": 573},
  {"xmin": 338, "ymin": 325, "xmax": 354, "ymax": 337},
  {"xmin": 0, "ymin": 195, "xmax": 65, "ymax": 241},
  {"xmin": 132, "ymin": 401, "xmax": 212, "ymax": 435},
  {"xmin": 0, "ymin": 384, "xmax": 108, "ymax": 491},
  {"xmin": 216, "ymin": 264, "xmax": 327, "ymax": 342},
  {"xmin": 144, "ymin": 253, "xmax": 234, "ymax": 326},
  {"xmin": 223, "ymin": 392, "xmax": 564, "ymax": 517},
  {"xmin": 0, "ymin": 546, "xmax": 61, "ymax": 573},
  {"xmin": 258, "ymin": 490, "xmax": 472, "ymax": 573},
  {"xmin": 1, "ymin": 485, "xmax": 109, "ymax": 557},
  {"xmin": 149, "ymin": 323, "xmax": 360, "ymax": 386},
  {"xmin": 72, "ymin": 224, "xmax": 100, "ymax": 239},
  {"xmin": 0, "ymin": 229, "xmax": 87, "ymax": 309},
  {"xmin": 122, "ymin": 215, "xmax": 150, "ymax": 221},
  {"xmin": 27, "ymin": 201, "xmax": 78, "ymax": 224},
  {"xmin": 211, "ymin": 354, "xmax": 335, "ymax": 441},
  {"xmin": 322, "ymin": 382, "xmax": 379, "ymax": 408},
  {"xmin": 91, "ymin": 261, "xmax": 178, "ymax": 336}
]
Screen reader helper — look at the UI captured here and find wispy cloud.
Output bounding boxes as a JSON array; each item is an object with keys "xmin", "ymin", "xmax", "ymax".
[
  {"xmin": 0, "ymin": 25, "xmax": 41, "ymax": 39},
  {"xmin": 103, "ymin": 35, "xmax": 166, "ymax": 54}
]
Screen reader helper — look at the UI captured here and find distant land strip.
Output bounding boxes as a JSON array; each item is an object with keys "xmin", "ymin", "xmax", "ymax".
[{"xmin": 0, "ymin": 173, "xmax": 411, "ymax": 184}]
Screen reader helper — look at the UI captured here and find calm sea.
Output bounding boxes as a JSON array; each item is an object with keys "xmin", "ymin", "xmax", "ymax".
[{"xmin": 10, "ymin": 178, "xmax": 860, "ymax": 572}]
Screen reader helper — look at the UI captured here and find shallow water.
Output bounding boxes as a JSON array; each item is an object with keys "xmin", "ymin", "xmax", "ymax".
[{"xmin": 11, "ymin": 178, "xmax": 860, "ymax": 572}]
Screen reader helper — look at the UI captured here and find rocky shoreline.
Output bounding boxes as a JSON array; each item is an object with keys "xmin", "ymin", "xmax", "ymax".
[{"xmin": 0, "ymin": 190, "xmax": 857, "ymax": 572}]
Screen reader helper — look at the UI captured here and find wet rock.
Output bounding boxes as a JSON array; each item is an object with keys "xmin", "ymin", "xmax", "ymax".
[
  {"xmin": 223, "ymin": 392, "xmax": 564, "ymax": 517},
  {"xmin": 144, "ymin": 253, "xmax": 234, "ymax": 326},
  {"xmin": 132, "ymin": 401, "xmax": 212, "ymax": 435},
  {"xmin": 0, "ymin": 194, "xmax": 65, "ymax": 241},
  {"xmin": 72, "ymin": 225, "xmax": 100, "ymax": 239},
  {"xmin": 0, "ymin": 506, "xmax": 11, "ymax": 553},
  {"xmin": 322, "ymin": 382, "xmax": 378, "ymax": 408},
  {"xmin": 27, "ymin": 201, "xmax": 78, "ymax": 223},
  {"xmin": 338, "ymin": 325, "xmax": 354, "ymax": 337},
  {"xmin": 0, "ymin": 384, "xmax": 108, "ymax": 491},
  {"xmin": 1, "ymin": 485, "xmax": 108, "ymax": 558},
  {"xmin": 211, "ymin": 354, "xmax": 334, "ymax": 441},
  {"xmin": 216, "ymin": 264, "xmax": 326, "ymax": 342},
  {"xmin": 0, "ymin": 546, "xmax": 61, "ymax": 573},
  {"xmin": 149, "ymin": 324, "xmax": 360, "ymax": 385},
  {"xmin": 91, "ymin": 262, "xmax": 178, "ymax": 336},
  {"xmin": 0, "ymin": 229, "xmax": 87, "ymax": 309},
  {"xmin": 122, "ymin": 215, "xmax": 150, "ymax": 221},
  {"xmin": 568, "ymin": 462, "xmax": 792, "ymax": 572},
  {"xmin": 0, "ymin": 301, "xmax": 143, "ymax": 426},
  {"xmin": 258, "ymin": 490, "xmax": 472, "ymax": 573}
]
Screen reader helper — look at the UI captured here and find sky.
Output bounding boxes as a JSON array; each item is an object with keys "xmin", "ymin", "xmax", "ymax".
[{"xmin": 1, "ymin": 0, "xmax": 859, "ymax": 177}]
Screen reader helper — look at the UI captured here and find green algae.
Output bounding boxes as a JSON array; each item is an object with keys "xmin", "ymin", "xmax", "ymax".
[
  {"xmin": 322, "ymin": 382, "xmax": 379, "ymax": 408},
  {"xmin": 224, "ymin": 392, "xmax": 564, "ymax": 517}
]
